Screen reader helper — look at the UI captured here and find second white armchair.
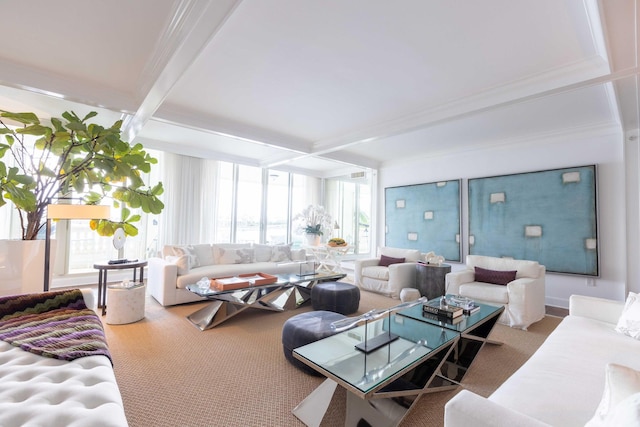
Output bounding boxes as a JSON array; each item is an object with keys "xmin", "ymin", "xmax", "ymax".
[
  {"xmin": 446, "ymin": 255, "xmax": 546, "ymax": 330},
  {"xmin": 355, "ymin": 246, "xmax": 422, "ymax": 299}
]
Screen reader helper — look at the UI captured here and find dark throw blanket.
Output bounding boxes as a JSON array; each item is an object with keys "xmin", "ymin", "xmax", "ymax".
[{"xmin": 0, "ymin": 289, "xmax": 112, "ymax": 364}]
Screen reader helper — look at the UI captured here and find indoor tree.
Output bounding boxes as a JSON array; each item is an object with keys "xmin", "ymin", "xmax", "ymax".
[{"xmin": 0, "ymin": 110, "xmax": 164, "ymax": 241}]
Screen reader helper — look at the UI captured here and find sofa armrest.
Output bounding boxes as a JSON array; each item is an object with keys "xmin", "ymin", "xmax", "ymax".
[
  {"xmin": 505, "ymin": 273, "xmax": 546, "ymax": 329},
  {"xmin": 386, "ymin": 262, "xmax": 418, "ymax": 299},
  {"xmin": 444, "ymin": 390, "xmax": 551, "ymax": 427},
  {"xmin": 445, "ymin": 270, "xmax": 474, "ymax": 295},
  {"xmin": 569, "ymin": 294, "xmax": 624, "ymax": 324},
  {"xmin": 147, "ymin": 257, "xmax": 178, "ymax": 307}
]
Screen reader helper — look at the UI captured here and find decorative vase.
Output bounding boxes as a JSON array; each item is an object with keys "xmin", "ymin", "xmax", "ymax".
[{"xmin": 305, "ymin": 234, "xmax": 321, "ymax": 246}]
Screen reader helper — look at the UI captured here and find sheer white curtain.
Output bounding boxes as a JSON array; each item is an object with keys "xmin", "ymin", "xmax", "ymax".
[{"xmin": 158, "ymin": 153, "xmax": 218, "ymax": 246}]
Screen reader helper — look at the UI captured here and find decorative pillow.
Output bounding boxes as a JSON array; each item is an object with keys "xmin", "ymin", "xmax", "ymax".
[
  {"xmin": 253, "ymin": 244, "xmax": 273, "ymax": 262},
  {"xmin": 166, "ymin": 255, "xmax": 190, "ymax": 275},
  {"xmin": 615, "ymin": 292, "xmax": 640, "ymax": 340},
  {"xmin": 192, "ymin": 244, "xmax": 214, "ymax": 266},
  {"xmin": 291, "ymin": 248, "xmax": 306, "ymax": 262},
  {"xmin": 218, "ymin": 248, "xmax": 254, "ymax": 264},
  {"xmin": 270, "ymin": 244, "xmax": 292, "ymax": 262},
  {"xmin": 378, "ymin": 255, "xmax": 405, "ymax": 267},
  {"xmin": 586, "ymin": 363, "xmax": 640, "ymax": 427},
  {"xmin": 173, "ymin": 245, "xmax": 200, "ymax": 268},
  {"xmin": 605, "ymin": 392, "xmax": 640, "ymax": 426},
  {"xmin": 474, "ymin": 266, "xmax": 517, "ymax": 285}
]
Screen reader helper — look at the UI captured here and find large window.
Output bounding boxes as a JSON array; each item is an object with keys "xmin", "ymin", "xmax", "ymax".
[
  {"xmin": 0, "ymin": 145, "xmax": 372, "ymax": 286},
  {"xmin": 236, "ymin": 165, "xmax": 263, "ymax": 243},
  {"xmin": 325, "ymin": 174, "xmax": 372, "ymax": 255},
  {"xmin": 265, "ymin": 171, "xmax": 290, "ymax": 244}
]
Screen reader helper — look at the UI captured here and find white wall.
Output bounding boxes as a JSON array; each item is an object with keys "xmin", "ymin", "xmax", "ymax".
[{"xmin": 378, "ymin": 129, "xmax": 627, "ymax": 308}]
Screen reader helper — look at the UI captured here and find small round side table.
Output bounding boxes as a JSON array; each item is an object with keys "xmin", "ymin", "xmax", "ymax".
[
  {"xmin": 94, "ymin": 260, "xmax": 147, "ymax": 315},
  {"xmin": 106, "ymin": 283, "xmax": 146, "ymax": 325}
]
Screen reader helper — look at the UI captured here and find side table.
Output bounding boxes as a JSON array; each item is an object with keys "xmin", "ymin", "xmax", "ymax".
[
  {"xmin": 94, "ymin": 260, "xmax": 147, "ymax": 315},
  {"xmin": 106, "ymin": 283, "xmax": 146, "ymax": 325},
  {"xmin": 415, "ymin": 263, "xmax": 451, "ymax": 299}
]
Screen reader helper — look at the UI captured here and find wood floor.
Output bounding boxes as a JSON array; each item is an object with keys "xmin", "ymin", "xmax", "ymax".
[{"xmin": 546, "ymin": 305, "xmax": 569, "ymax": 317}]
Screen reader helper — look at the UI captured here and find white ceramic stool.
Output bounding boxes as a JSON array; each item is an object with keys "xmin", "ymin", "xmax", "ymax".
[
  {"xmin": 400, "ymin": 287, "xmax": 421, "ymax": 303},
  {"xmin": 106, "ymin": 283, "xmax": 146, "ymax": 325}
]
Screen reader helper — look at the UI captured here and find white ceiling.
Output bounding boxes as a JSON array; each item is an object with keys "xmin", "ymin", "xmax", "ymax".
[{"xmin": 0, "ymin": 0, "xmax": 638, "ymax": 178}]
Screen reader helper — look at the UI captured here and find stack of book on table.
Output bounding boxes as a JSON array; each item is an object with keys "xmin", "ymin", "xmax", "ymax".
[
  {"xmin": 422, "ymin": 295, "xmax": 481, "ymax": 323},
  {"xmin": 423, "ymin": 299, "xmax": 464, "ymax": 321}
]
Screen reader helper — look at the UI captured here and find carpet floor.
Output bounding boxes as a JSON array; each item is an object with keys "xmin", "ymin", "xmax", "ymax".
[{"xmin": 102, "ymin": 289, "xmax": 561, "ymax": 427}]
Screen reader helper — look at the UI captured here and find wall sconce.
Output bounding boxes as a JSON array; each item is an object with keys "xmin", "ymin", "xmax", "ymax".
[{"xmin": 45, "ymin": 204, "xmax": 110, "ymax": 291}]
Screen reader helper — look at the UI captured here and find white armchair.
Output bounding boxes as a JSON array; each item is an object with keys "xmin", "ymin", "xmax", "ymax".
[
  {"xmin": 445, "ymin": 255, "xmax": 546, "ymax": 330},
  {"xmin": 355, "ymin": 247, "xmax": 422, "ymax": 299}
]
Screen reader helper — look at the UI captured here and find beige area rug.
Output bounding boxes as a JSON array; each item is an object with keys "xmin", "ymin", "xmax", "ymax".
[{"xmin": 102, "ymin": 289, "xmax": 561, "ymax": 427}]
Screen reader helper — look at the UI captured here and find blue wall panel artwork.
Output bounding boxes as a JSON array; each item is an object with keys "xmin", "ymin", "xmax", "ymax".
[
  {"xmin": 468, "ymin": 165, "xmax": 598, "ymax": 276},
  {"xmin": 385, "ymin": 180, "xmax": 461, "ymax": 262}
]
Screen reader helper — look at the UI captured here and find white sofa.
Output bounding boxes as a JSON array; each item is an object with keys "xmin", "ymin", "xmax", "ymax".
[
  {"xmin": 148, "ymin": 243, "xmax": 307, "ymax": 306},
  {"xmin": 446, "ymin": 255, "xmax": 546, "ymax": 329},
  {"xmin": 0, "ymin": 289, "xmax": 128, "ymax": 427},
  {"xmin": 354, "ymin": 246, "xmax": 423, "ymax": 299},
  {"xmin": 445, "ymin": 294, "xmax": 640, "ymax": 427}
]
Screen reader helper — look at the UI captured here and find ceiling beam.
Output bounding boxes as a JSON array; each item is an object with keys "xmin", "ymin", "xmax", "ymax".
[{"xmin": 122, "ymin": 0, "xmax": 243, "ymax": 142}]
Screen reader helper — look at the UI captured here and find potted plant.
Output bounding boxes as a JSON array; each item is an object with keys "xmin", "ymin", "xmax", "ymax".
[
  {"xmin": 294, "ymin": 205, "xmax": 332, "ymax": 246},
  {"xmin": 0, "ymin": 110, "xmax": 164, "ymax": 292}
]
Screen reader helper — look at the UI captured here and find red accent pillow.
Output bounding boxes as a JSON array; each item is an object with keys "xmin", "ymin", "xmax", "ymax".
[
  {"xmin": 474, "ymin": 266, "xmax": 517, "ymax": 285},
  {"xmin": 379, "ymin": 255, "xmax": 406, "ymax": 267}
]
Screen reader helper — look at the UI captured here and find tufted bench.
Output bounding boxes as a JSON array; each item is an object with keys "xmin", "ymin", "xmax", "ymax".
[
  {"xmin": 282, "ymin": 310, "xmax": 346, "ymax": 375},
  {"xmin": 0, "ymin": 289, "xmax": 127, "ymax": 427},
  {"xmin": 311, "ymin": 281, "xmax": 360, "ymax": 315}
]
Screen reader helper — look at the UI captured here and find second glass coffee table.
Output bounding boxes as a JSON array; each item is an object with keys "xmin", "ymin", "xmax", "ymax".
[
  {"xmin": 185, "ymin": 271, "xmax": 346, "ymax": 330},
  {"xmin": 397, "ymin": 298, "xmax": 505, "ymax": 387}
]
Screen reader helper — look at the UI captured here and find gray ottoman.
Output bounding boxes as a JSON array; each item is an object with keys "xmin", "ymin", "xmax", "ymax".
[
  {"xmin": 311, "ymin": 281, "xmax": 360, "ymax": 315},
  {"xmin": 282, "ymin": 310, "xmax": 346, "ymax": 375}
]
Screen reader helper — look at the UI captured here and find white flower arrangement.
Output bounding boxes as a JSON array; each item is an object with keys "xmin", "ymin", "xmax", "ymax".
[{"xmin": 294, "ymin": 205, "xmax": 333, "ymax": 236}]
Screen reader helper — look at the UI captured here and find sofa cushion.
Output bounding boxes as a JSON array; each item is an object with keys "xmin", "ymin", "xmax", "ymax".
[
  {"xmin": 166, "ymin": 255, "xmax": 190, "ymax": 275},
  {"xmin": 362, "ymin": 265, "xmax": 390, "ymax": 281},
  {"xmin": 474, "ymin": 266, "xmax": 517, "ymax": 285},
  {"xmin": 192, "ymin": 244, "xmax": 214, "ymax": 266},
  {"xmin": 607, "ymin": 392, "xmax": 640, "ymax": 426},
  {"xmin": 615, "ymin": 292, "xmax": 640, "ymax": 340},
  {"xmin": 379, "ymin": 254, "xmax": 405, "ymax": 267},
  {"xmin": 586, "ymin": 363, "xmax": 640, "ymax": 427},
  {"xmin": 253, "ymin": 244, "xmax": 273, "ymax": 262},
  {"xmin": 166, "ymin": 245, "xmax": 201, "ymax": 268},
  {"xmin": 213, "ymin": 243, "xmax": 251, "ymax": 263},
  {"xmin": 459, "ymin": 282, "xmax": 509, "ymax": 304},
  {"xmin": 218, "ymin": 247, "xmax": 254, "ymax": 265},
  {"xmin": 380, "ymin": 246, "xmax": 421, "ymax": 262},
  {"xmin": 270, "ymin": 244, "xmax": 292, "ymax": 262}
]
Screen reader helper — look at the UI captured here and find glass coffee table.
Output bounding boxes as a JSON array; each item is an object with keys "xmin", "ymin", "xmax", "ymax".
[
  {"xmin": 292, "ymin": 298, "xmax": 504, "ymax": 426},
  {"xmin": 186, "ymin": 271, "xmax": 346, "ymax": 330}
]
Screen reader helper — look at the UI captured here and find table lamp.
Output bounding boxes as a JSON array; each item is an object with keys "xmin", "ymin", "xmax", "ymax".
[{"xmin": 44, "ymin": 204, "xmax": 110, "ymax": 291}]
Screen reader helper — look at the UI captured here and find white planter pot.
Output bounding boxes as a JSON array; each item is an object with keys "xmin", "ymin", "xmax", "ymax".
[
  {"xmin": 0, "ymin": 240, "xmax": 53, "ymax": 296},
  {"xmin": 305, "ymin": 234, "xmax": 322, "ymax": 246}
]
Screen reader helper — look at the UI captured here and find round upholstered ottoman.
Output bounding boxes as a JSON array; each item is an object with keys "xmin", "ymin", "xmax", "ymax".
[
  {"xmin": 282, "ymin": 310, "xmax": 346, "ymax": 375},
  {"xmin": 311, "ymin": 281, "xmax": 360, "ymax": 315}
]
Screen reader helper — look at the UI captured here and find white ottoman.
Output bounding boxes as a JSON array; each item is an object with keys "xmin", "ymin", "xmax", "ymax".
[
  {"xmin": 106, "ymin": 283, "xmax": 146, "ymax": 325},
  {"xmin": 400, "ymin": 287, "xmax": 421, "ymax": 303}
]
